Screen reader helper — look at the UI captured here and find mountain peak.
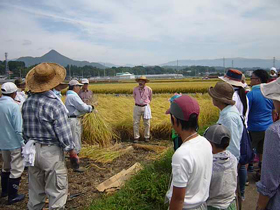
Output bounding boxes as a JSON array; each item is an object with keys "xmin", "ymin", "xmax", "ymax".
[{"xmin": 44, "ymin": 49, "xmax": 62, "ymax": 56}]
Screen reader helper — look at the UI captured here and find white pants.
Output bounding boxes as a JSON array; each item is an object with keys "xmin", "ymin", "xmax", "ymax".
[
  {"xmin": 1, "ymin": 148, "xmax": 24, "ymax": 179},
  {"xmin": 27, "ymin": 143, "xmax": 68, "ymax": 210},
  {"xmin": 133, "ymin": 105, "xmax": 150, "ymax": 139},
  {"xmin": 68, "ymin": 118, "xmax": 82, "ymax": 153}
]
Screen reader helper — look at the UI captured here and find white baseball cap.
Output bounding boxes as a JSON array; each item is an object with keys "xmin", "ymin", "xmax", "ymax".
[
  {"xmin": 81, "ymin": 78, "xmax": 89, "ymax": 84},
  {"xmin": 270, "ymin": 67, "xmax": 277, "ymax": 73},
  {"xmin": 69, "ymin": 80, "xmax": 83, "ymax": 86},
  {"xmin": 1, "ymin": 82, "xmax": 18, "ymax": 94}
]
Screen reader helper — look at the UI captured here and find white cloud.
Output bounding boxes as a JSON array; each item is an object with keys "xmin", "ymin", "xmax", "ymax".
[{"xmin": 0, "ymin": 0, "xmax": 280, "ymax": 65}]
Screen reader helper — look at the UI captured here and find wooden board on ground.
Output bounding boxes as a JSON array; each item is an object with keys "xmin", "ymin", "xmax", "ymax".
[{"xmin": 96, "ymin": 162, "xmax": 143, "ymax": 192}]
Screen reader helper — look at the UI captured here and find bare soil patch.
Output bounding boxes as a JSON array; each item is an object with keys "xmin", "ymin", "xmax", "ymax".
[{"xmin": 0, "ymin": 141, "xmax": 170, "ymax": 210}]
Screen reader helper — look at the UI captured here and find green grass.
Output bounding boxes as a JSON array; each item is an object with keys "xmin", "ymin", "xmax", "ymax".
[{"xmin": 88, "ymin": 149, "xmax": 173, "ymax": 210}]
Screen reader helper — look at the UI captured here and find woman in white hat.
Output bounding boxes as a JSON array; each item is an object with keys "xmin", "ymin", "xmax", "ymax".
[{"xmin": 255, "ymin": 78, "xmax": 280, "ymax": 210}]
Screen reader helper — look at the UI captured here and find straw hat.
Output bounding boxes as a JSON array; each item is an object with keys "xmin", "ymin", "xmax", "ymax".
[
  {"xmin": 208, "ymin": 81, "xmax": 235, "ymax": 105},
  {"xmin": 26, "ymin": 63, "xmax": 66, "ymax": 93},
  {"xmin": 260, "ymin": 77, "xmax": 280, "ymax": 102},
  {"xmin": 219, "ymin": 69, "xmax": 246, "ymax": 88},
  {"xmin": 136, "ymin": 76, "xmax": 149, "ymax": 83}
]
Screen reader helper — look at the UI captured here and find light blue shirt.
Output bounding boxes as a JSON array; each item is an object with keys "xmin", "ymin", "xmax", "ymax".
[
  {"xmin": 65, "ymin": 90, "xmax": 92, "ymax": 116},
  {"xmin": 0, "ymin": 96, "xmax": 24, "ymax": 150},
  {"xmin": 217, "ymin": 105, "xmax": 243, "ymax": 160}
]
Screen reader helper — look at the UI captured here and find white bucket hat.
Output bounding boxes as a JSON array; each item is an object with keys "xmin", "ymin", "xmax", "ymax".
[
  {"xmin": 270, "ymin": 67, "xmax": 277, "ymax": 73},
  {"xmin": 260, "ymin": 77, "xmax": 280, "ymax": 102}
]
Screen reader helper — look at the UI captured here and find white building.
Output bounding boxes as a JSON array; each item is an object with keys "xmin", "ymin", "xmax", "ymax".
[{"xmin": 116, "ymin": 72, "xmax": 135, "ymax": 80}]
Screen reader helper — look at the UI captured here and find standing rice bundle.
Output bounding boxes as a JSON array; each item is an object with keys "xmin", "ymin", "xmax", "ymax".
[{"xmin": 82, "ymin": 112, "xmax": 119, "ymax": 147}]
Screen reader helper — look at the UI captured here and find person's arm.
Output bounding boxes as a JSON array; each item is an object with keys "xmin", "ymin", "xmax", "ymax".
[
  {"xmin": 72, "ymin": 95, "xmax": 92, "ymax": 113},
  {"xmin": 12, "ymin": 105, "xmax": 25, "ymax": 146},
  {"xmin": 169, "ymin": 186, "xmax": 186, "ymax": 210},
  {"xmin": 256, "ymin": 128, "xmax": 280, "ymax": 209},
  {"xmin": 256, "ymin": 194, "xmax": 270, "ymax": 210}
]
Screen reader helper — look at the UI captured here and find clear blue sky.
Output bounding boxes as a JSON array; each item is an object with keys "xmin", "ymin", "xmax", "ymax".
[{"xmin": 0, "ymin": 0, "xmax": 279, "ymax": 65}]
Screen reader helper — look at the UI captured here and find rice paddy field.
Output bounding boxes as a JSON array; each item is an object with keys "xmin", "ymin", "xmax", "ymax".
[
  {"xmin": 71, "ymin": 79, "xmax": 219, "ymax": 94},
  {"xmin": 80, "ymin": 92, "xmax": 219, "ymax": 147}
]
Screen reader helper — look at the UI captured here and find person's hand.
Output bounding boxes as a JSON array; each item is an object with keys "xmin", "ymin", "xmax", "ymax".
[
  {"xmin": 91, "ymin": 105, "xmax": 95, "ymax": 110},
  {"xmin": 69, "ymin": 150, "xmax": 80, "ymax": 164}
]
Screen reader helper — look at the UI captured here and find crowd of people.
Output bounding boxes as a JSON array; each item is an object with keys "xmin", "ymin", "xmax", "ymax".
[{"xmin": 0, "ymin": 62, "xmax": 279, "ymax": 210}]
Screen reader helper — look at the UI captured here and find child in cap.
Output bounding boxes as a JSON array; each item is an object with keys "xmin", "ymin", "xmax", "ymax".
[
  {"xmin": 204, "ymin": 124, "xmax": 238, "ymax": 210},
  {"xmin": 165, "ymin": 95, "xmax": 213, "ymax": 210}
]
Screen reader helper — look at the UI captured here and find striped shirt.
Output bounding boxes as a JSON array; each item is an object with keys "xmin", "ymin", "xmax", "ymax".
[{"xmin": 22, "ymin": 91, "xmax": 75, "ymax": 151}]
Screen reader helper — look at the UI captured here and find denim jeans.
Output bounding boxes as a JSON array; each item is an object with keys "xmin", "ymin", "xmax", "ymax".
[{"xmin": 238, "ymin": 164, "xmax": 247, "ymax": 197}]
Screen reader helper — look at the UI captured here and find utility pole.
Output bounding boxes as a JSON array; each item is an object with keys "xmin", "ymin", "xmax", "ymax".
[
  {"xmin": 223, "ymin": 57, "xmax": 225, "ymax": 74},
  {"xmin": 232, "ymin": 60, "xmax": 234, "ymax": 68},
  {"xmin": 69, "ymin": 65, "xmax": 71, "ymax": 79},
  {"xmin": 5, "ymin": 52, "xmax": 9, "ymax": 79},
  {"xmin": 177, "ymin": 60, "xmax": 178, "ymax": 71},
  {"xmin": 273, "ymin": 57, "xmax": 275, "ymax": 67},
  {"xmin": 104, "ymin": 68, "xmax": 105, "ymax": 77}
]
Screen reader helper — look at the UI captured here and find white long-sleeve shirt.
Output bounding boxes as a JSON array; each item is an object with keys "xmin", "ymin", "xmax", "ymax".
[{"xmin": 65, "ymin": 90, "xmax": 92, "ymax": 117}]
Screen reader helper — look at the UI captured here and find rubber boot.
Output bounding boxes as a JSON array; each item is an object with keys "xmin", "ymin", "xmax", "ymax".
[
  {"xmin": 7, "ymin": 177, "xmax": 25, "ymax": 205},
  {"xmin": 1, "ymin": 172, "xmax": 10, "ymax": 197}
]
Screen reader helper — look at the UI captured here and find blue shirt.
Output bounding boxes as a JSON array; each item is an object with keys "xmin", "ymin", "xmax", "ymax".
[
  {"xmin": 65, "ymin": 90, "xmax": 92, "ymax": 116},
  {"xmin": 256, "ymin": 120, "xmax": 280, "ymax": 209},
  {"xmin": 247, "ymin": 85, "xmax": 274, "ymax": 132},
  {"xmin": 22, "ymin": 91, "xmax": 75, "ymax": 151},
  {"xmin": 0, "ymin": 96, "xmax": 24, "ymax": 150},
  {"xmin": 217, "ymin": 105, "xmax": 243, "ymax": 160}
]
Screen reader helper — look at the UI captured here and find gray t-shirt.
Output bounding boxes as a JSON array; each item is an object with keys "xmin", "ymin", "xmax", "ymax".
[{"xmin": 207, "ymin": 150, "xmax": 238, "ymax": 209}]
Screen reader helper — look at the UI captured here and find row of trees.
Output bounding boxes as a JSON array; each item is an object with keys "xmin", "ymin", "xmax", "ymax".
[{"xmin": 1, "ymin": 60, "xmax": 255, "ymax": 79}]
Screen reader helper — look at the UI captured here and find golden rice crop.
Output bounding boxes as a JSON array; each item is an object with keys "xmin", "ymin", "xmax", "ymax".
[
  {"xmin": 81, "ymin": 93, "xmax": 219, "ymax": 147},
  {"xmin": 79, "ymin": 81, "xmax": 217, "ymax": 94}
]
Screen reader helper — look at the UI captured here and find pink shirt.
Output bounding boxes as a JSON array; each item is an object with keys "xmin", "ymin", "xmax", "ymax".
[
  {"xmin": 78, "ymin": 89, "xmax": 93, "ymax": 104},
  {"xmin": 133, "ymin": 86, "xmax": 152, "ymax": 105}
]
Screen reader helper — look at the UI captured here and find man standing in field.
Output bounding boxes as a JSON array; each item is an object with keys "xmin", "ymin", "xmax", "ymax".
[
  {"xmin": 0, "ymin": 82, "xmax": 25, "ymax": 205},
  {"xmin": 65, "ymin": 79, "xmax": 93, "ymax": 172},
  {"xmin": 133, "ymin": 76, "xmax": 152, "ymax": 142},
  {"xmin": 22, "ymin": 63, "xmax": 79, "ymax": 209},
  {"xmin": 78, "ymin": 78, "xmax": 93, "ymax": 104}
]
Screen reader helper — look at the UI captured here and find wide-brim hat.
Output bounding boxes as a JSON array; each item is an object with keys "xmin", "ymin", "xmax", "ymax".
[
  {"xmin": 56, "ymin": 82, "xmax": 68, "ymax": 90},
  {"xmin": 136, "ymin": 76, "xmax": 149, "ymax": 83},
  {"xmin": 260, "ymin": 77, "xmax": 280, "ymax": 102},
  {"xmin": 219, "ymin": 69, "xmax": 246, "ymax": 88},
  {"xmin": 26, "ymin": 63, "xmax": 66, "ymax": 93},
  {"xmin": 208, "ymin": 81, "xmax": 235, "ymax": 105}
]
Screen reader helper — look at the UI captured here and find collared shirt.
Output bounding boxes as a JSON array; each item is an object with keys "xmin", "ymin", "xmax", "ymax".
[
  {"xmin": 133, "ymin": 86, "xmax": 152, "ymax": 105},
  {"xmin": 207, "ymin": 151, "xmax": 238, "ymax": 209},
  {"xmin": 217, "ymin": 105, "xmax": 243, "ymax": 160},
  {"xmin": 78, "ymin": 89, "xmax": 93, "ymax": 104},
  {"xmin": 22, "ymin": 91, "xmax": 74, "ymax": 151},
  {"xmin": 65, "ymin": 90, "xmax": 92, "ymax": 117},
  {"xmin": 0, "ymin": 96, "xmax": 24, "ymax": 150},
  {"xmin": 15, "ymin": 90, "xmax": 27, "ymax": 108},
  {"xmin": 256, "ymin": 120, "xmax": 280, "ymax": 209},
  {"xmin": 247, "ymin": 85, "xmax": 274, "ymax": 132}
]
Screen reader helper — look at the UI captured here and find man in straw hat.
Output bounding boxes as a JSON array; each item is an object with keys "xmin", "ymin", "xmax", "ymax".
[
  {"xmin": 133, "ymin": 76, "xmax": 152, "ymax": 142},
  {"xmin": 255, "ymin": 78, "xmax": 280, "ymax": 210},
  {"xmin": 208, "ymin": 81, "xmax": 243, "ymax": 161},
  {"xmin": 22, "ymin": 63, "xmax": 79, "ymax": 209},
  {"xmin": 0, "ymin": 82, "xmax": 25, "ymax": 205},
  {"xmin": 65, "ymin": 79, "xmax": 93, "ymax": 172}
]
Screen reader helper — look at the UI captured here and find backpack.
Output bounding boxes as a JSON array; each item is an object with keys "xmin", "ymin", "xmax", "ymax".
[{"xmin": 239, "ymin": 116, "xmax": 255, "ymax": 165}]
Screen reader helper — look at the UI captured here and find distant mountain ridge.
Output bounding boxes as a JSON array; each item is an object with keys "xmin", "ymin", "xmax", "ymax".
[
  {"xmin": 161, "ymin": 58, "xmax": 278, "ymax": 69},
  {"xmin": 17, "ymin": 50, "xmax": 106, "ymax": 69}
]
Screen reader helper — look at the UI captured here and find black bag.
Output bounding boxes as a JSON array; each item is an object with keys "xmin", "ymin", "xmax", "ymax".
[{"xmin": 239, "ymin": 116, "xmax": 255, "ymax": 165}]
